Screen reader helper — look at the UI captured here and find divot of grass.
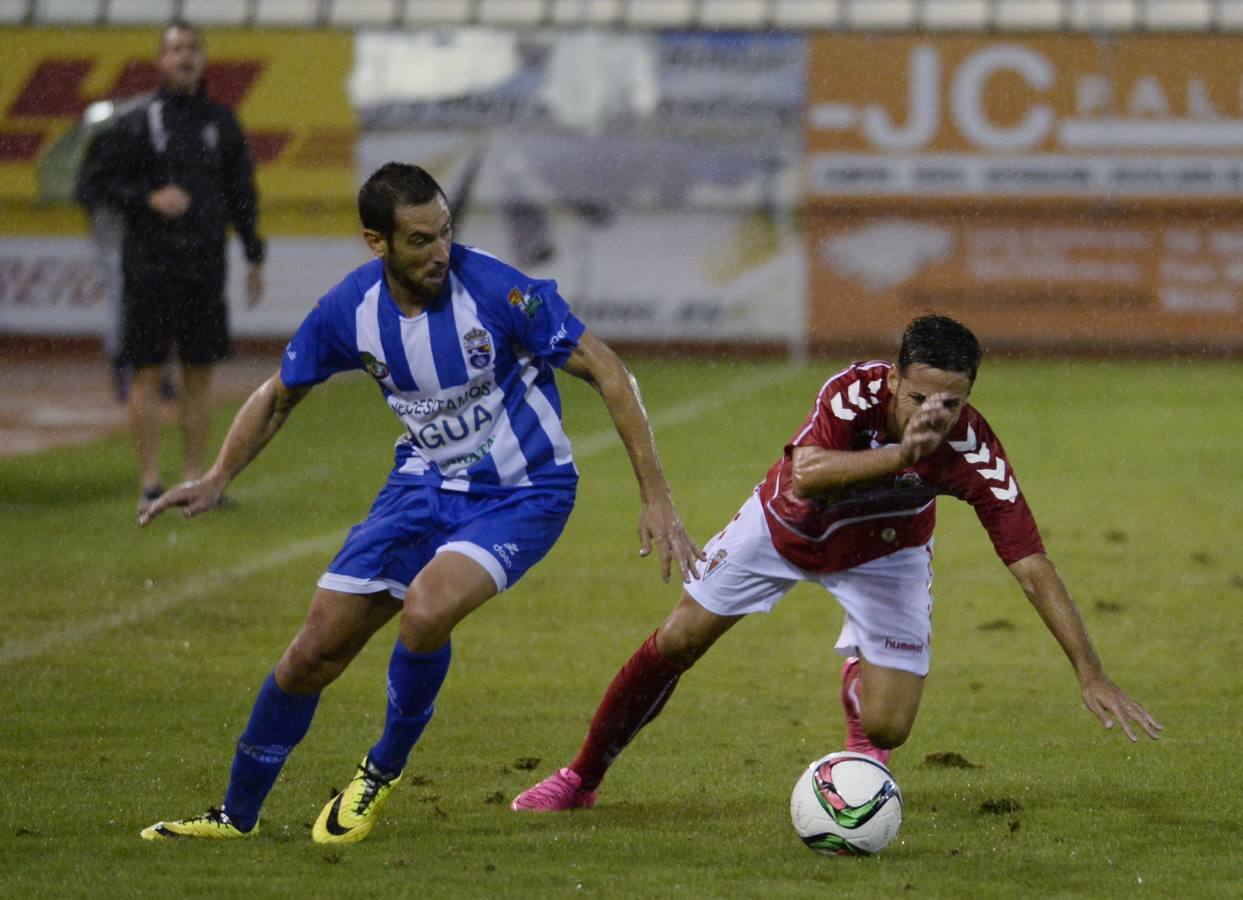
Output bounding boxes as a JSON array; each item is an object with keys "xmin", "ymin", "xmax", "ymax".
[
  {"xmin": 923, "ymin": 751, "xmax": 978, "ymax": 769},
  {"xmin": 976, "ymin": 619, "xmax": 1015, "ymax": 631},
  {"xmin": 978, "ymin": 798, "xmax": 1023, "ymax": 815}
]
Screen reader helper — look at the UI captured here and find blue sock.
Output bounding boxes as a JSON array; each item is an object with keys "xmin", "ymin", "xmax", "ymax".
[
  {"xmin": 368, "ymin": 639, "xmax": 452, "ymax": 778},
  {"xmin": 222, "ymin": 672, "xmax": 319, "ymax": 831}
]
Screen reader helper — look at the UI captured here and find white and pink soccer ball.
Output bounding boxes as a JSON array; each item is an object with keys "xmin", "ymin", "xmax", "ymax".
[{"xmin": 790, "ymin": 751, "xmax": 903, "ymax": 856}]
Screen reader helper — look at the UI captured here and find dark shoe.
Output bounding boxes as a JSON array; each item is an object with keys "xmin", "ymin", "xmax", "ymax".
[
  {"xmin": 137, "ymin": 484, "xmax": 164, "ymax": 515},
  {"xmin": 159, "ymin": 371, "xmax": 178, "ymax": 402},
  {"xmin": 112, "ymin": 360, "xmax": 130, "ymax": 403}
]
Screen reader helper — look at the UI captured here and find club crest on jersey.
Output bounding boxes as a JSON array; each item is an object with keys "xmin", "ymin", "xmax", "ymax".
[
  {"xmin": 703, "ymin": 548, "xmax": 728, "ymax": 579},
  {"xmin": 508, "ymin": 286, "xmax": 543, "ymax": 320},
  {"xmin": 462, "ymin": 328, "xmax": 493, "ymax": 369},
  {"xmin": 359, "ymin": 351, "xmax": 389, "ymax": 381}
]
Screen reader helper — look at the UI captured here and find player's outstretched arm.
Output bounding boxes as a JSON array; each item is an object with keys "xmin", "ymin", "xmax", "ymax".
[
  {"xmin": 1008, "ymin": 553, "xmax": 1163, "ymax": 742},
  {"xmin": 138, "ymin": 373, "xmax": 310, "ymax": 525},
  {"xmin": 561, "ymin": 330, "xmax": 704, "ymax": 583}
]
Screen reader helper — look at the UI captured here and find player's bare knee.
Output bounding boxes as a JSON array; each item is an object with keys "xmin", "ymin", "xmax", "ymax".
[
  {"xmin": 654, "ymin": 627, "xmax": 707, "ymax": 669},
  {"xmin": 862, "ymin": 718, "xmax": 912, "ymax": 750},
  {"xmin": 276, "ymin": 645, "xmax": 347, "ymax": 694},
  {"xmin": 659, "ymin": 643, "xmax": 702, "ymax": 669},
  {"xmin": 398, "ymin": 595, "xmax": 452, "ymax": 653}
]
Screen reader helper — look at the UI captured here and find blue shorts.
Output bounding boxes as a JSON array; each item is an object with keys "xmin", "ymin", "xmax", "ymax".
[{"xmin": 318, "ymin": 482, "xmax": 576, "ymax": 599}]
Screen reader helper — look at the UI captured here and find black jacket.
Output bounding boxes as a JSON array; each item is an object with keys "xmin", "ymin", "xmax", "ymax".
[{"xmin": 78, "ymin": 83, "xmax": 265, "ymax": 278}]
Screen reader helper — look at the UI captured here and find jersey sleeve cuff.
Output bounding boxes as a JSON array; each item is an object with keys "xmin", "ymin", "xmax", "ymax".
[{"xmin": 546, "ymin": 313, "xmax": 586, "ymax": 368}]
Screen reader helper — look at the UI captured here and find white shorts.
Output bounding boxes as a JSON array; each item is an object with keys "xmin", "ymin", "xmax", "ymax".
[{"xmin": 686, "ymin": 492, "xmax": 934, "ymax": 676}]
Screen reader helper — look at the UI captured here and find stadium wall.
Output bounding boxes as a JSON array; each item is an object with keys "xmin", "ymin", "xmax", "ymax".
[{"xmin": 2, "ymin": 26, "xmax": 1242, "ymax": 354}]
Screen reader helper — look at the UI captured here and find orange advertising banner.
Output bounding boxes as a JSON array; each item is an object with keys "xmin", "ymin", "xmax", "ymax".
[
  {"xmin": 807, "ymin": 211, "xmax": 1243, "ymax": 351},
  {"xmin": 805, "ymin": 35, "xmax": 1243, "ymax": 350},
  {"xmin": 806, "ymin": 35, "xmax": 1243, "ymax": 204},
  {"xmin": 0, "ymin": 28, "xmax": 356, "ymax": 233}
]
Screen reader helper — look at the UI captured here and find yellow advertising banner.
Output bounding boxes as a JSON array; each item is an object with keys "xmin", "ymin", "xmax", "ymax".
[
  {"xmin": 0, "ymin": 27, "xmax": 356, "ymax": 234},
  {"xmin": 807, "ymin": 211, "xmax": 1243, "ymax": 351},
  {"xmin": 806, "ymin": 35, "xmax": 1243, "ymax": 204}
]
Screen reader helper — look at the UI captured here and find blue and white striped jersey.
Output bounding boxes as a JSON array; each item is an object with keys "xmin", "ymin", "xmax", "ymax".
[{"xmin": 281, "ymin": 245, "xmax": 585, "ymax": 495}]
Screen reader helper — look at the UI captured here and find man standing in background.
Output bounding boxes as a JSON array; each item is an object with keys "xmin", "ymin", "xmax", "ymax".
[{"xmin": 78, "ymin": 21, "xmax": 266, "ymax": 513}]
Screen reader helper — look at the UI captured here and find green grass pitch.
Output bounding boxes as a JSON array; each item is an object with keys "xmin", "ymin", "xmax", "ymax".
[{"xmin": 2, "ymin": 357, "xmax": 1241, "ymax": 898}]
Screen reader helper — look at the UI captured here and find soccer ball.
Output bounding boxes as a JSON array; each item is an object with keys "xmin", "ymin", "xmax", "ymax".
[{"xmin": 789, "ymin": 751, "xmax": 903, "ymax": 856}]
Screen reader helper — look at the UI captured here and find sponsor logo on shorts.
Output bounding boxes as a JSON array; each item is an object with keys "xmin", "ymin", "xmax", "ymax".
[
  {"xmin": 703, "ymin": 548, "xmax": 728, "ymax": 578},
  {"xmin": 463, "ymin": 327, "xmax": 493, "ymax": 370},
  {"xmin": 360, "ymin": 350, "xmax": 389, "ymax": 381},
  {"xmin": 883, "ymin": 637, "xmax": 924, "ymax": 653},
  {"xmin": 493, "ymin": 541, "xmax": 520, "ymax": 568}
]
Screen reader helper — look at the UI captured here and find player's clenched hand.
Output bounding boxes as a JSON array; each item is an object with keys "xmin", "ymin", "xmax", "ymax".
[
  {"xmin": 899, "ymin": 392, "xmax": 957, "ymax": 466},
  {"xmin": 637, "ymin": 497, "xmax": 705, "ymax": 584},
  {"xmin": 137, "ymin": 476, "xmax": 226, "ymax": 526},
  {"xmin": 245, "ymin": 264, "xmax": 265, "ymax": 309},
  {"xmin": 1079, "ymin": 673, "xmax": 1164, "ymax": 742},
  {"xmin": 147, "ymin": 184, "xmax": 191, "ymax": 219}
]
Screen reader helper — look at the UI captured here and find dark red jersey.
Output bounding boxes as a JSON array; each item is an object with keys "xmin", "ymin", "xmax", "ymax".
[{"xmin": 758, "ymin": 361, "xmax": 1045, "ymax": 573}]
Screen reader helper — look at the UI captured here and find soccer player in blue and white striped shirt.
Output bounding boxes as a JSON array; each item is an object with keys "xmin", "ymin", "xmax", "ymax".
[{"xmin": 137, "ymin": 163, "xmax": 702, "ymax": 844}]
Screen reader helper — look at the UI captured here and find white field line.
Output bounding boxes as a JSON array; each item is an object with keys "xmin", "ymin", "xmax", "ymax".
[
  {"xmin": 0, "ymin": 533, "xmax": 347, "ymax": 666},
  {"xmin": 0, "ymin": 365, "xmax": 800, "ymax": 665},
  {"xmin": 570, "ymin": 365, "xmax": 799, "ymax": 458}
]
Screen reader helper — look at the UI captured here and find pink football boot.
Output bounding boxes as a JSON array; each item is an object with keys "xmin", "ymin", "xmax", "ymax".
[
  {"xmin": 840, "ymin": 656, "xmax": 891, "ymax": 766},
  {"xmin": 511, "ymin": 768, "xmax": 598, "ymax": 812}
]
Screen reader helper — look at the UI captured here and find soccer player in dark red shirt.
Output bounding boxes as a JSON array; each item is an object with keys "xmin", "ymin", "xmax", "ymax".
[{"xmin": 513, "ymin": 315, "xmax": 1161, "ymax": 811}]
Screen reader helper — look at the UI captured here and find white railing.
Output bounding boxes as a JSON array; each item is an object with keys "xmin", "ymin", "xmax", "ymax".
[{"xmin": 4, "ymin": 0, "xmax": 1243, "ymax": 32}]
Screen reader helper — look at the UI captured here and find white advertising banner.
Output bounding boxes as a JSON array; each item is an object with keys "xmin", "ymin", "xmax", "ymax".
[
  {"xmin": 352, "ymin": 27, "xmax": 807, "ymax": 348},
  {"xmin": 0, "ymin": 220, "xmax": 802, "ymax": 344},
  {"xmin": 453, "ymin": 208, "xmax": 804, "ymax": 343},
  {"xmin": 0, "ymin": 237, "xmax": 369, "ymax": 338}
]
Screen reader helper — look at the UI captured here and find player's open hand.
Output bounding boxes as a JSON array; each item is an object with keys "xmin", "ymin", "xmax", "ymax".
[
  {"xmin": 899, "ymin": 392, "xmax": 958, "ymax": 466},
  {"xmin": 137, "ymin": 475, "xmax": 226, "ymax": 526},
  {"xmin": 1079, "ymin": 673, "xmax": 1164, "ymax": 742},
  {"xmin": 637, "ymin": 497, "xmax": 705, "ymax": 584}
]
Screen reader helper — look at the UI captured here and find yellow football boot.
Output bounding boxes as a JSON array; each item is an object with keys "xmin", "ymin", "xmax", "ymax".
[
  {"xmin": 141, "ymin": 807, "xmax": 257, "ymax": 840},
  {"xmin": 312, "ymin": 755, "xmax": 401, "ymax": 844}
]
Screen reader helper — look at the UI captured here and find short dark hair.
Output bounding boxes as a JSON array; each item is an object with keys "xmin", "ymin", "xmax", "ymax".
[
  {"xmin": 897, "ymin": 315, "xmax": 982, "ymax": 382},
  {"xmin": 358, "ymin": 163, "xmax": 447, "ymax": 238},
  {"xmin": 160, "ymin": 20, "xmax": 203, "ymax": 53}
]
